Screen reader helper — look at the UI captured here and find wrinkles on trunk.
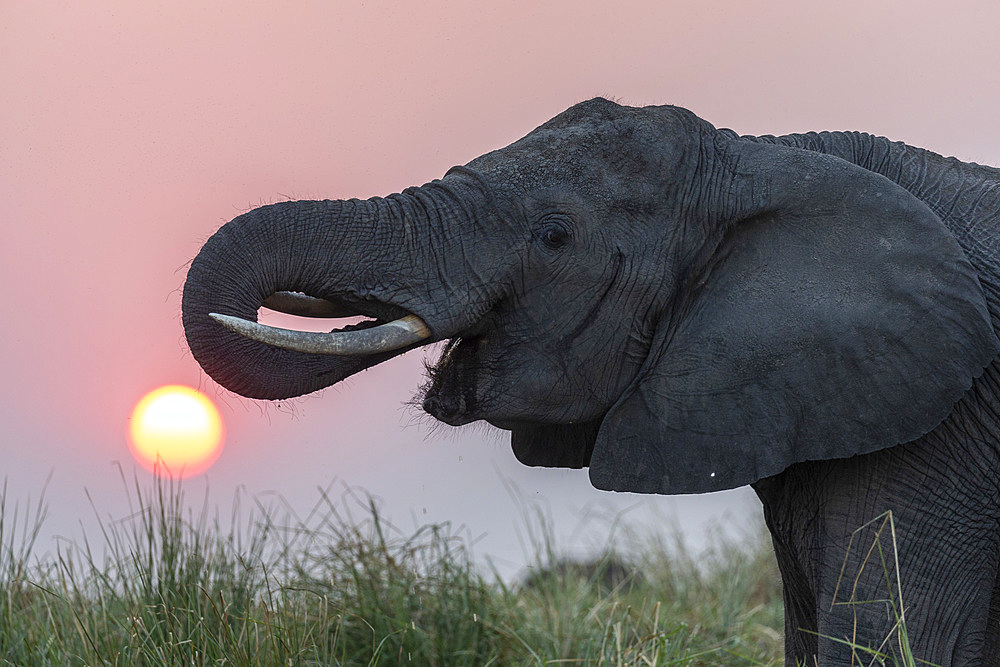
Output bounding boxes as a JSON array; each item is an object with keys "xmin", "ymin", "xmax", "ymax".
[
  {"xmin": 182, "ymin": 198, "xmax": 413, "ymax": 400},
  {"xmin": 182, "ymin": 172, "xmax": 508, "ymax": 400}
]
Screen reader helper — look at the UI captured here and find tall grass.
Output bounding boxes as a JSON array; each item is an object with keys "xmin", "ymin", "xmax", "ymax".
[
  {"xmin": 0, "ymin": 473, "xmax": 784, "ymax": 665},
  {"xmin": 825, "ymin": 510, "xmax": 927, "ymax": 667}
]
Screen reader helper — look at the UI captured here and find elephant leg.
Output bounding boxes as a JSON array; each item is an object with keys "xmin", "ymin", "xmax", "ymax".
[
  {"xmin": 755, "ymin": 430, "xmax": 1000, "ymax": 666},
  {"xmin": 761, "ymin": 510, "xmax": 818, "ymax": 664},
  {"xmin": 985, "ymin": 532, "xmax": 1000, "ymax": 667}
]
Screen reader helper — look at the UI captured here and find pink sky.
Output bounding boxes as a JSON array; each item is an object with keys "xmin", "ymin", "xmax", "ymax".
[{"xmin": 4, "ymin": 1, "xmax": 1000, "ymax": 572}]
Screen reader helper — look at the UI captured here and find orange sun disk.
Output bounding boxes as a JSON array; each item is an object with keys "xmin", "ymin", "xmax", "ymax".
[{"xmin": 129, "ymin": 385, "xmax": 224, "ymax": 478}]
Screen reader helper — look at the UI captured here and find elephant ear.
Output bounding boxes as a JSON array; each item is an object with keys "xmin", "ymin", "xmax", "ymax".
[{"xmin": 589, "ymin": 145, "xmax": 999, "ymax": 495}]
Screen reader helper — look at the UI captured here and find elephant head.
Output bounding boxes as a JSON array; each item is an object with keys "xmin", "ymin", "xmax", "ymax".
[{"xmin": 182, "ymin": 98, "xmax": 998, "ymax": 494}]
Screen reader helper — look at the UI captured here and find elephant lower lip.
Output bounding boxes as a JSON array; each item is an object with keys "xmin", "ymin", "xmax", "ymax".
[
  {"xmin": 262, "ymin": 291, "xmax": 358, "ymax": 318},
  {"xmin": 272, "ymin": 290, "xmax": 414, "ymax": 324},
  {"xmin": 423, "ymin": 396, "xmax": 477, "ymax": 426},
  {"xmin": 327, "ymin": 317, "xmax": 381, "ymax": 332},
  {"xmin": 422, "ymin": 349, "xmax": 480, "ymax": 424}
]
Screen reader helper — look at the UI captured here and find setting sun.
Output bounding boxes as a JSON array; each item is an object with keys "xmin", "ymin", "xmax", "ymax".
[{"xmin": 128, "ymin": 385, "xmax": 224, "ymax": 478}]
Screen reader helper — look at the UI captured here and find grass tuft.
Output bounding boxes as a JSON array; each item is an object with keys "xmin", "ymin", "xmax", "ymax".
[{"xmin": 0, "ymin": 473, "xmax": 784, "ymax": 665}]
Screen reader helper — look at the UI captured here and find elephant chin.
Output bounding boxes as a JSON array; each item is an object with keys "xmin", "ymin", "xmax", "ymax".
[{"xmin": 485, "ymin": 418, "xmax": 523, "ymax": 431}]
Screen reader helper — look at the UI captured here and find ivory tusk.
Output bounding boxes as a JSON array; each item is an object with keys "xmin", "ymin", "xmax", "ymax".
[
  {"xmin": 261, "ymin": 291, "xmax": 355, "ymax": 318},
  {"xmin": 209, "ymin": 312, "xmax": 431, "ymax": 355}
]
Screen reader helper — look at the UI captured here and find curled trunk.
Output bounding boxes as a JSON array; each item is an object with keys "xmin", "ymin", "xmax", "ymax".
[
  {"xmin": 182, "ymin": 175, "xmax": 503, "ymax": 400},
  {"xmin": 182, "ymin": 199, "xmax": 412, "ymax": 399}
]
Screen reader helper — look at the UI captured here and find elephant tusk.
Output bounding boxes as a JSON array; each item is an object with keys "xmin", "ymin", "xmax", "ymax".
[
  {"xmin": 209, "ymin": 312, "xmax": 432, "ymax": 355},
  {"xmin": 262, "ymin": 291, "xmax": 356, "ymax": 318}
]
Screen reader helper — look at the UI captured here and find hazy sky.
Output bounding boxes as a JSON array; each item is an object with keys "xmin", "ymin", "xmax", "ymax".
[{"xmin": 4, "ymin": 1, "xmax": 1000, "ymax": 574}]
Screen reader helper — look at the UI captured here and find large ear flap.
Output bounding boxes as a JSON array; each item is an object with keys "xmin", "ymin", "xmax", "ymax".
[{"xmin": 589, "ymin": 145, "xmax": 999, "ymax": 495}]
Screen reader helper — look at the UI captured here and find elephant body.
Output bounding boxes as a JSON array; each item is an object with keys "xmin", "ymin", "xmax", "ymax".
[
  {"xmin": 748, "ymin": 130, "xmax": 1000, "ymax": 664},
  {"xmin": 182, "ymin": 99, "xmax": 1000, "ymax": 665}
]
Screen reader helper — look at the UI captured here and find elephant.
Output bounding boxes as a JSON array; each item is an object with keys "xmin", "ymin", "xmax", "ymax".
[{"xmin": 182, "ymin": 98, "xmax": 1000, "ymax": 665}]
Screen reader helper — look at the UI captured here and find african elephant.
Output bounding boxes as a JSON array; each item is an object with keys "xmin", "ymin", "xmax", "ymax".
[{"xmin": 182, "ymin": 98, "xmax": 1000, "ymax": 665}]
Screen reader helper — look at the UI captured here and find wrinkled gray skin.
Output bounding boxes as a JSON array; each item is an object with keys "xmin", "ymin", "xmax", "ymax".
[{"xmin": 183, "ymin": 98, "xmax": 1000, "ymax": 665}]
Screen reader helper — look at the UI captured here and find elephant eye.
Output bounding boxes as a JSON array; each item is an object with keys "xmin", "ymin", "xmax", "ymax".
[{"xmin": 540, "ymin": 222, "xmax": 571, "ymax": 250}]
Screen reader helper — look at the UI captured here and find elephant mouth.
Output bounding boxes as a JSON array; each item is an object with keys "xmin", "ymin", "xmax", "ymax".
[
  {"xmin": 421, "ymin": 336, "xmax": 485, "ymax": 426},
  {"xmin": 210, "ymin": 291, "xmax": 433, "ymax": 356},
  {"xmin": 210, "ymin": 290, "xmax": 498, "ymax": 420}
]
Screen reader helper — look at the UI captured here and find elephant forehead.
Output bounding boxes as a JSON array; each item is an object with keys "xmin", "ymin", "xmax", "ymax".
[
  {"xmin": 465, "ymin": 147, "xmax": 652, "ymax": 210},
  {"xmin": 464, "ymin": 109, "xmax": 703, "ymax": 202},
  {"xmin": 467, "ymin": 135, "xmax": 600, "ymax": 190}
]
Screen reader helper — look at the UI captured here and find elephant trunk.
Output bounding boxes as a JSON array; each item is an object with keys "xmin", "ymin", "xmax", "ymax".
[{"xmin": 182, "ymin": 177, "xmax": 499, "ymax": 400}]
